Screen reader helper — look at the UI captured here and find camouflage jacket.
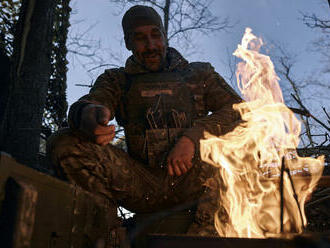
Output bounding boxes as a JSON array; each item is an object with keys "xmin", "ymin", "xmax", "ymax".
[{"xmin": 68, "ymin": 47, "xmax": 242, "ymax": 166}]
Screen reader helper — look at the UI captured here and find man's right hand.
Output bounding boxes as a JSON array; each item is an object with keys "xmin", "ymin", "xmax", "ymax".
[{"xmin": 79, "ymin": 104, "xmax": 115, "ymax": 146}]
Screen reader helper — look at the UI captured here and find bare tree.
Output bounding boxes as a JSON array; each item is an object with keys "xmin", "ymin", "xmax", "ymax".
[
  {"xmin": 290, "ymin": 3, "xmax": 330, "ymax": 151},
  {"xmin": 65, "ymin": 2, "xmax": 123, "ymax": 86},
  {"xmin": 295, "ymin": 6, "xmax": 330, "ymax": 227},
  {"xmin": 110, "ymin": 0, "xmax": 233, "ymax": 54},
  {"xmin": 220, "ymin": 47, "xmax": 239, "ymax": 91},
  {"xmin": 67, "ymin": 22, "xmax": 105, "ymax": 68},
  {"xmin": 267, "ymin": 44, "xmax": 318, "ymax": 149},
  {"xmin": 301, "ymin": 8, "xmax": 330, "ymax": 75},
  {"xmin": 302, "ymin": 13, "xmax": 330, "ymax": 30}
]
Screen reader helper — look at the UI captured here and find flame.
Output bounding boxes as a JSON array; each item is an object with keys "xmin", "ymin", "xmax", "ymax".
[{"xmin": 201, "ymin": 28, "xmax": 324, "ymax": 238}]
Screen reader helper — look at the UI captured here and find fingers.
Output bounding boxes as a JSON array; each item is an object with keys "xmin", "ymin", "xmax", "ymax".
[
  {"xmin": 95, "ymin": 131, "xmax": 116, "ymax": 146},
  {"xmin": 170, "ymin": 160, "xmax": 187, "ymax": 176},
  {"xmin": 80, "ymin": 104, "xmax": 115, "ymax": 143},
  {"xmin": 167, "ymin": 136, "xmax": 195, "ymax": 176},
  {"xmin": 186, "ymin": 158, "xmax": 193, "ymax": 170},
  {"xmin": 94, "ymin": 124, "xmax": 115, "ymax": 136},
  {"xmin": 172, "ymin": 161, "xmax": 183, "ymax": 176},
  {"xmin": 167, "ymin": 157, "xmax": 192, "ymax": 176},
  {"xmin": 168, "ymin": 164, "xmax": 174, "ymax": 176}
]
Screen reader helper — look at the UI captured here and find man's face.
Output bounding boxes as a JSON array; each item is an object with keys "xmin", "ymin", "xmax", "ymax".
[{"xmin": 130, "ymin": 25, "xmax": 167, "ymax": 72}]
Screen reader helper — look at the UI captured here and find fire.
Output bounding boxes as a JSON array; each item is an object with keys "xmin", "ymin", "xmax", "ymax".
[{"xmin": 201, "ymin": 28, "xmax": 324, "ymax": 238}]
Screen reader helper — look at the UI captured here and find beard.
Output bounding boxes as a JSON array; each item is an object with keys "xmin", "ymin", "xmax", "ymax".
[{"xmin": 139, "ymin": 49, "xmax": 166, "ymax": 72}]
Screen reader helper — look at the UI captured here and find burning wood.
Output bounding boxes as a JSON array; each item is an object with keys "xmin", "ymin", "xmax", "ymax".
[{"xmin": 201, "ymin": 28, "xmax": 324, "ymax": 238}]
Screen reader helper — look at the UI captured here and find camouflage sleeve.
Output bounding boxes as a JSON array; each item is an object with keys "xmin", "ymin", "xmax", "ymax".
[
  {"xmin": 183, "ymin": 63, "xmax": 242, "ymax": 148},
  {"xmin": 68, "ymin": 68, "xmax": 125, "ymax": 129}
]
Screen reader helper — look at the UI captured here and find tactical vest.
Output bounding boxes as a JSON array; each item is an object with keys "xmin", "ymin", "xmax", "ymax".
[{"xmin": 116, "ymin": 69, "xmax": 207, "ymax": 168}]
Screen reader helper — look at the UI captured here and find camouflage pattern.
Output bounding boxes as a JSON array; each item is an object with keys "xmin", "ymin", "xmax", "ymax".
[
  {"xmin": 48, "ymin": 47, "xmax": 241, "ymax": 235},
  {"xmin": 68, "ymin": 47, "xmax": 241, "ymax": 151},
  {"xmin": 47, "ymin": 128, "xmax": 216, "ymax": 214}
]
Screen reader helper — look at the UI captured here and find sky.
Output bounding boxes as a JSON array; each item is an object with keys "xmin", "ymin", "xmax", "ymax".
[{"xmin": 66, "ymin": 0, "xmax": 329, "ymax": 120}]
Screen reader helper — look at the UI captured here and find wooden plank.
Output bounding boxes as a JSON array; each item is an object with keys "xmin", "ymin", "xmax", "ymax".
[{"xmin": 0, "ymin": 153, "xmax": 121, "ymax": 248}]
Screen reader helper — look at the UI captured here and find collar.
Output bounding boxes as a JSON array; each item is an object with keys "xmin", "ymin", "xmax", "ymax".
[{"xmin": 124, "ymin": 47, "xmax": 188, "ymax": 75}]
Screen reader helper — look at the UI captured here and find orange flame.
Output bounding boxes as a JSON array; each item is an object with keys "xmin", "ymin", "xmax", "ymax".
[{"xmin": 201, "ymin": 28, "xmax": 324, "ymax": 238}]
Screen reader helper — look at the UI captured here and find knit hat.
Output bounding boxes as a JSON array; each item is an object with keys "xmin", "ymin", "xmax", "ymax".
[{"xmin": 122, "ymin": 5, "xmax": 165, "ymax": 49}]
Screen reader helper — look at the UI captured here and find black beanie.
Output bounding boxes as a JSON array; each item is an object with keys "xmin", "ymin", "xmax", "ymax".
[{"xmin": 122, "ymin": 5, "xmax": 165, "ymax": 49}]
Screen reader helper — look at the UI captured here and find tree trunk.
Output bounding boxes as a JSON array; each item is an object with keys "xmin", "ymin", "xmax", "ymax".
[
  {"xmin": 0, "ymin": 0, "xmax": 56, "ymax": 167},
  {"xmin": 0, "ymin": 49, "xmax": 10, "ymax": 133},
  {"xmin": 163, "ymin": 0, "xmax": 171, "ymax": 41}
]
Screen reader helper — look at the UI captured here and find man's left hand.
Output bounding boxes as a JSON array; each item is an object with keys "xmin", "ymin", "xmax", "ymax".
[{"xmin": 167, "ymin": 136, "xmax": 195, "ymax": 176}]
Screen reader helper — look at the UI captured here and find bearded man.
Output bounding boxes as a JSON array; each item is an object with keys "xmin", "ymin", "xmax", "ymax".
[{"xmin": 47, "ymin": 5, "xmax": 241, "ymax": 236}]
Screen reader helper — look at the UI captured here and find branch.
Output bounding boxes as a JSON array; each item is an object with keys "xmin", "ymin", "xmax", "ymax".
[
  {"xmin": 87, "ymin": 63, "xmax": 120, "ymax": 72},
  {"xmin": 67, "ymin": 21, "xmax": 105, "ymax": 66},
  {"xmin": 75, "ymin": 82, "xmax": 93, "ymax": 88},
  {"xmin": 167, "ymin": 0, "xmax": 233, "ymax": 41},
  {"xmin": 67, "ymin": 48, "xmax": 98, "ymax": 58},
  {"xmin": 291, "ymin": 94, "xmax": 330, "ymax": 132},
  {"xmin": 109, "ymin": 0, "xmax": 234, "ymax": 53},
  {"xmin": 144, "ymin": 0, "xmax": 165, "ymax": 10},
  {"xmin": 273, "ymin": 44, "xmax": 316, "ymax": 146},
  {"xmin": 301, "ymin": 12, "xmax": 330, "ymax": 30},
  {"xmin": 323, "ymin": 107, "xmax": 330, "ymax": 125},
  {"xmin": 168, "ymin": 16, "xmax": 231, "ymax": 40},
  {"xmin": 308, "ymin": 78, "xmax": 330, "ymax": 90},
  {"xmin": 288, "ymin": 107, "xmax": 310, "ymax": 117},
  {"xmin": 110, "ymin": 0, "xmax": 164, "ymax": 10}
]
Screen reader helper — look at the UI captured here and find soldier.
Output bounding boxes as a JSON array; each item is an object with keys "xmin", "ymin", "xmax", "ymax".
[{"xmin": 47, "ymin": 5, "xmax": 241, "ymax": 236}]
